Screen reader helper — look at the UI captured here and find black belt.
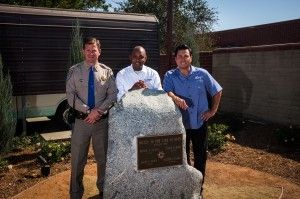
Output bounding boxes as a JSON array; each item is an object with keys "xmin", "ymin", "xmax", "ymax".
[
  {"xmin": 75, "ymin": 110, "xmax": 88, "ymax": 120},
  {"xmin": 75, "ymin": 110, "xmax": 108, "ymax": 120}
]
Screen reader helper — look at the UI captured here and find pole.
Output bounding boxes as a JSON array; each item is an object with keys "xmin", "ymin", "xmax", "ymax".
[
  {"xmin": 166, "ymin": 0, "xmax": 173, "ymax": 70},
  {"xmin": 159, "ymin": 0, "xmax": 173, "ymax": 78}
]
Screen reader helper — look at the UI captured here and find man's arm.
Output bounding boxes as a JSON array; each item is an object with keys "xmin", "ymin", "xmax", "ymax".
[
  {"xmin": 167, "ymin": 92, "xmax": 189, "ymax": 110},
  {"xmin": 85, "ymin": 72, "xmax": 117, "ymax": 124},
  {"xmin": 201, "ymin": 91, "xmax": 222, "ymax": 121},
  {"xmin": 99, "ymin": 73, "xmax": 118, "ymax": 111},
  {"xmin": 163, "ymin": 71, "xmax": 188, "ymax": 110},
  {"xmin": 116, "ymin": 72, "xmax": 127, "ymax": 101},
  {"xmin": 66, "ymin": 67, "xmax": 89, "ymax": 113},
  {"xmin": 129, "ymin": 80, "xmax": 147, "ymax": 91},
  {"xmin": 153, "ymin": 71, "xmax": 162, "ymax": 90}
]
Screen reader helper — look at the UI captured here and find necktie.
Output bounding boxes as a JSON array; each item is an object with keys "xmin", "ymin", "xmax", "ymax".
[{"xmin": 87, "ymin": 66, "xmax": 95, "ymax": 109}]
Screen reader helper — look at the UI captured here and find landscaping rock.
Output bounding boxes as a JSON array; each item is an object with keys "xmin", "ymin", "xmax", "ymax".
[{"xmin": 104, "ymin": 89, "xmax": 202, "ymax": 199}]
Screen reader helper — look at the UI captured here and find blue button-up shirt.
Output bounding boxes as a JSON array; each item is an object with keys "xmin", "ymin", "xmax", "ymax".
[{"xmin": 163, "ymin": 66, "xmax": 222, "ymax": 129}]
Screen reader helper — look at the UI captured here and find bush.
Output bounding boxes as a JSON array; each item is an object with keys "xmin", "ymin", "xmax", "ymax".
[
  {"xmin": 207, "ymin": 123, "xmax": 229, "ymax": 151},
  {"xmin": 10, "ymin": 134, "xmax": 43, "ymax": 151},
  {"xmin": 0, "ymin": 156, "xmax": 8, "ymax": 170},
  {"xmin": 0, "ymin": 54, "xmax": 16, "ymax": 153},
  {"xmin": 40, "ymin": 141, "xmax": 71, "ymax": 163}
]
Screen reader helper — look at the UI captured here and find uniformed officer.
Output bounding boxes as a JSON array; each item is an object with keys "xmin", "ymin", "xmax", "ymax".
[{"xmin": 66, "ymin": 37, "xmax": 117, "ymax": 199}]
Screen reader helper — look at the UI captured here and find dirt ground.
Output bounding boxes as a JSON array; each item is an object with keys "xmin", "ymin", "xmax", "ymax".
[
  {"xmin": 208, "ymin": 117, "xmax": 299, "ymax": 185},
  {"xmin": 0, "ymin": 117, "xmax": 299, "ymax": 198},
  {"xmin": 9, "ymin": 161, "xmax": 300, "ymax": 199}
]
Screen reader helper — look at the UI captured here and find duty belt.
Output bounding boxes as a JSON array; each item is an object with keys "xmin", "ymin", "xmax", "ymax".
[{"xmin": 75, "ymin": 110, "xmax": 108, "ymax": 120}]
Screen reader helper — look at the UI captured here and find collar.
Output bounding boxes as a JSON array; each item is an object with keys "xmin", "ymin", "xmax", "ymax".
[
  {"xmin": 83, "ymin": 61, "xmax": 100, "ymax": 72},
  {"xmin": 129, "ymin": 64, "xmax": 147, "ymax": 73},
  {"xmin": 176, "ymin": 65, "xmax": 195, "ymax": 78}
]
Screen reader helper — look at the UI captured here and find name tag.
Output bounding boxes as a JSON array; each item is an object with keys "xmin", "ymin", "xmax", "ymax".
[{"xmin": 144, "ymin": 78, "xmax": 152, "ymax": 82}]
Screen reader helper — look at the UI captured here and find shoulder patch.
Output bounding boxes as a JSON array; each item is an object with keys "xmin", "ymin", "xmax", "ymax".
[
  {"xmin": 66, "ymin": 69, "xmax": 74, "ymax": 81},
  {"xmin": 66, "ymin": 62, "xmax": 82, "ymax": 81},
  {"xmin": 99, "ymin": 63, "xmax": 112, "ymax": 70}
]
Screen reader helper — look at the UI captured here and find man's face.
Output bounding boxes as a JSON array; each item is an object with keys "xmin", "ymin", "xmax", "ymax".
[
  {"xmin": 83, "ymin": 43, "xmax": 100, "ymax": 64},
  {"xmin": 130, "ymin": 48, "xmax": 147, "ymax": 71},
  {"xmin": 175, "ymin": 49, "xmax": 192, "ymax": 70}
]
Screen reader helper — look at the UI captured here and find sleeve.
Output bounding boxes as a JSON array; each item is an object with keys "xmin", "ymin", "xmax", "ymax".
[
  {"xmin": 162, "ymin": 71, "xmax": 174, "ymax": 93},
  {"xmin": 99, "ymin": 70, "xmax": 117, "ymax": 111},
  {"xmin": 152, "ymin": 71, "xmax": 163, "ymax": 90},
  {"xmin": 66, "ymin": 67, "xmax": 88, "ymax": 113},
  {"xmin": 204, "ymin": 70, "xmax": 223, "ymax": 97},
  {"xmin": 115, "ymin": 72, "xmax": 126, "ymax": 101}
]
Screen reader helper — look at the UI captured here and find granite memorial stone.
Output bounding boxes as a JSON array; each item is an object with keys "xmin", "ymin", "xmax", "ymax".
[{"xmin": 104, "ymin": 89, "xmax": 202, "ymax": 199}]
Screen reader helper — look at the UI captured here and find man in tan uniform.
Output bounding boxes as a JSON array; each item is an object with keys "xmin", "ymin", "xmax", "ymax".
[{"xmin": 66, "ymin": 37, "xmax": 117, "ymax": 199}]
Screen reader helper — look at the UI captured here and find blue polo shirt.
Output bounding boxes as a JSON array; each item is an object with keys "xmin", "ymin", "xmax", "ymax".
[{"xmin": 163, "ymin": 66, "xmax": 222, "ymax": 129}]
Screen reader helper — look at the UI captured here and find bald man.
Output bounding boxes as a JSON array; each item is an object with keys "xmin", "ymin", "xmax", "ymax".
[{"xmin": 116, "ymin": 46, "xmax": 162, "ymax": 100}]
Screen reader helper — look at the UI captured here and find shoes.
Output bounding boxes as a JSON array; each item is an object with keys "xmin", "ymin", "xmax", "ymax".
[
  {"xmin": 99, "ymin": 191, "xmax": 103, "ymax": 199},
  {"xmin": 200, "ymin": 186, "xmax": 204, "ymax": 199}
]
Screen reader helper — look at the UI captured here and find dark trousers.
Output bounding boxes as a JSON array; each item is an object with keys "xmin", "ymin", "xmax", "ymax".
[{"xmin": 186, "ymin": 124, "xmax": 208, "ymax": 184}]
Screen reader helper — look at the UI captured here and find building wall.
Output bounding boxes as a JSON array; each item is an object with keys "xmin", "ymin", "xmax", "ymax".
[
  {"xmin": 212, "ymin": 19, "xmax": 300, "ymax": 47},
  {"xmin": 213, "ymin": 43, "xmax": 300, "ymax": 125},
  {"xmin": 199, "ymin": 52, "xmax": 212, "ymax": 74}
]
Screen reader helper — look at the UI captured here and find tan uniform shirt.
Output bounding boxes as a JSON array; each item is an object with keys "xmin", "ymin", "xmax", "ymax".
[{"xmin": 66, "ymin": 61, "xmax": 117, "ymax": 113}]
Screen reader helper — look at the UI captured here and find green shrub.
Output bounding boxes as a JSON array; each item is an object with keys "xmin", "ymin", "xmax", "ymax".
[
  {"xmin": 207, "ymin": 123, "xmax": 229, "ymax": 151},
  {"xmin": 0, "ymin": 156, "xmax": 8, "ymax": 170},
  {"xmin": 10, "ymin": 134, "xmax": 43, "ymax": 151},
  {"xmin": 0, "ymin": 54, "xmax": 16, "ymax": 153},
  {"xmin": 40, "ymin": 141, "xmax": 71, "ymax": 163}
]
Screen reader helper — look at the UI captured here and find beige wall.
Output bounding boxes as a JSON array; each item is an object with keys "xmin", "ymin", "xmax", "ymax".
[{"xmin": 213, "ymin": 47, "xmax": 300, "ymax": 125}]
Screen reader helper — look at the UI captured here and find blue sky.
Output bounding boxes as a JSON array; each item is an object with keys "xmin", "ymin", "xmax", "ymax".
[{"xmin": 108, "ymin": 0, "xmax": 300, "ymax": 31}]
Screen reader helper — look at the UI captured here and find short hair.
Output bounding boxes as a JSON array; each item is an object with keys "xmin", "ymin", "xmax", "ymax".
[
  {"xmin": 174, "ymin": 44, "xmax": 192, "ymax": 56},
  {"xmin": 131, "ymin": 46, "xmax": 147, "ymax": 55},
  {"xmin": 83, "ymin": 37, "xmax": 101, "ymax": 50}
]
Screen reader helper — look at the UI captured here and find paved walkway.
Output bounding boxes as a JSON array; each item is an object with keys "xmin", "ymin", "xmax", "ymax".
[{"xmin": 12, "ymin": 161, "xmax": 300, "ymax": 199}]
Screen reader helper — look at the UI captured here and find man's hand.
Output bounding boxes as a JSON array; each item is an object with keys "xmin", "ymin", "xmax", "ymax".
[
  {"xmin": 84, "ymin": 109, "xmax": 102, "ymax": 124},
  {"xmin": 201, "ymin": 109, "xmax": 216, "ymax": 121},
  {"xmin": 130, "ymin": 80, "xmax": 148, "ymax": 91},
  {"xmin": 201, "ymin": 91, "xmax": 222, "ymax": 121},
  {"xmin": 173, "ymin": 96, "xmax": 189, "ymax": 110}
]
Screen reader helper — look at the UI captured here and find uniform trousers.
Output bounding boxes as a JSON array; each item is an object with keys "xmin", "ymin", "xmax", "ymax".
[
  {"xmin": 186, "ymin": 124, "xmax": 208, "ymax": 191},
  {"xmin": 70, "ymin": 117, "xmax": 108, "ymax": 199}
]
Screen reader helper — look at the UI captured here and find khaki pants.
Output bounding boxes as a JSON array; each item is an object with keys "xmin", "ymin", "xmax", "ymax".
[{"xmin": 69, "ymin": 117, "xmax": 108, "ymax": 199}]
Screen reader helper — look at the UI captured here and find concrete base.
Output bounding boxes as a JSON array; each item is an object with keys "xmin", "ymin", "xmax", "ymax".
[{"xmin": 40, "ymin": 131, "xmax": 71, "ymax": 141}]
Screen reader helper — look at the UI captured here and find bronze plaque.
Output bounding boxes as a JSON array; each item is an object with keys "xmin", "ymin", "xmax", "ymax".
[{"xmin": 137, "ymin": 134, "xmax": 183, "ymax": 170}]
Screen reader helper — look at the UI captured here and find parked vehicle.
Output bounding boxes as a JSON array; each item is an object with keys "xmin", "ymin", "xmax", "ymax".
[{"xmin": 0, "ymin": 4, "xmax": 159, "ymax": 128}]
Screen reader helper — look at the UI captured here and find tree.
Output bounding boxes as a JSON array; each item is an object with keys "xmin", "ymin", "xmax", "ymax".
[
  {"xmin": 116, "ymin": 0, "xmax": 217, "ymax": 58},
  {"xmin": 0, "ymin": 0, "xmax": 111, "ymax": 11},
  {"xmin": 0, "ymin": 54, "xmax": 16, "ymax": 153},
  {"xmin": 69, "ymin": 19, "xmax": 84, "ymax": 68}
]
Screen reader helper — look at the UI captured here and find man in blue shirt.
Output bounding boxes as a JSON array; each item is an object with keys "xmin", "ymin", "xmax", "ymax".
[{"xmin": 163, "ymin": 44, "xmax": 222, "ymax": 192}]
